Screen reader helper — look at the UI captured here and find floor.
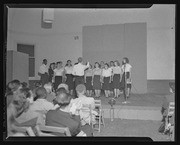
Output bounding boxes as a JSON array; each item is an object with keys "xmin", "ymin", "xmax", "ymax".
[{"xmin": 93, "ymin": 118, "xmax": 171, "ymax": 141}]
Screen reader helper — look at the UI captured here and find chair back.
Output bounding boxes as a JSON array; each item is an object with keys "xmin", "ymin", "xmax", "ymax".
[
  {"xmin": 168, "ymin": 102, "xmax": 175, "ymax": 116},
  {"xmin": 11, "ymin": 125, "xmax": 35, "ymax": 136},
  {"xmin": 80, "ymin": 104, "xmax": 92, "ymax": 125},
  {"xmin": 35, "ymin": 125, "xmax": 71, "ymax": 136}
]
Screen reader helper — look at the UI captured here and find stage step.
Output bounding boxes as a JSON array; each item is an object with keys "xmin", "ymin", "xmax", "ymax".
[{"xmin": 102, "ymin": 105, "xmax": 162, "ymax": 121}]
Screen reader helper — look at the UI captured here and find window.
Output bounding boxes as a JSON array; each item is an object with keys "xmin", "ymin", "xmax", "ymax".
[{"xmin": 17, "ymin": 43, "xmax": 35, "ymax": 77}]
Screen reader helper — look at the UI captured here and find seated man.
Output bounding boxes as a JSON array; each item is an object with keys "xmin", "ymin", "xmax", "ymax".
[
  {"xmin": 45, "ymin": 88, "xmax": 93, "ymax": 136},
  {"xmin": 31, "ymin": 87, "xmax": 55, "ymax": 113},
  {"xmin": 70, "ymin": 84, "xmax": 97, "ymax": 126}
]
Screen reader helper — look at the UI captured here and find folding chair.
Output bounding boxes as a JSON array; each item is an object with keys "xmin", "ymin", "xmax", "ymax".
[
  {"xmin": 35, "ymin": 125, "xmax": 71, "ymax": 136},
  {"xmin": 80, "ymin": 104, "xmax": 93, "ymax": 126},
  {"xmin": 93, "ymin": 100, "xmax": 105, "ymax": 132},
  {"xmin": 164, "ymin": 102, "xmax": 175, "ymax": 134},
  {"xmin": 11, "ymin": 125, "xmax": 36, "ymax": 136}
]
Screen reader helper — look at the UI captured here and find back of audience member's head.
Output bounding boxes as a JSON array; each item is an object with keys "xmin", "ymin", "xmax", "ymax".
[
  {"xmin": 20, "ymin": 82, "xmax": 28, "ymax": 88},
  {"xmin": 57, "ymin": 83, "xmax": 69, "ymax": 93},
  {"xmin": 76, "ymin": 84, "xmax": 86, "ymax": 96},
  {"xmin": 78, "ymin": 57, "xmax": 83, "ymax": 63},
  {"xmin": 55, "ymin": 89, "xmax": 71, "ymax": 108},
  {"xmin": 35, "ymin": 87, "xmax": 47, "ymax": 100},
  {"xmin": 34, "ymin": 81, "xmax": 42, "ymax": 88}
]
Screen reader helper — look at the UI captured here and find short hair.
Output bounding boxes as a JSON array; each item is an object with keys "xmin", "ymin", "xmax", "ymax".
[
  {"xmin": 56, "ymin": 61, "xmax": 62, "ymax": 64},
  {"xmin": 104, "ymin": 63, "xmax": 109, "ymax": 68},
  {"xmin": 114, "ymin": 60, "xmax": 120, "ymax": 66},
  {"xmin": 123, "ymin": 57, "xmax": 129, "ymax": 63},
  {"xmin": 57, "ymin": 83, "xmax": 69, "ymax": 92},
  {"xmin": 21, "ymin": 82, "xmax": 28, "ymax": 88},
  {"xmin": 35, "ymin": 87, "xmax": 47, "ymax": 99},
  {"xmin": 56, "ymin": 90, "xmax": 71, "ymax": 107},
  {"xmin": 56, "ymin": 87, "xmax": 67, "ymax": 96},
  {"xmin": 66, "ymin": 60, "xmax": 72, "ymax": 66},
  {"xmin": 94, "ymin": 62, "xmax": 100, "ymax": 68},
  {"xmin": 34, "ymin": 81, "xmax": 42, "ymax": 88},
  {"xmin": 76, "ymin": 84, "xmax": 86, "ymax": 94},
  {"xmin": 78, "ymin": 57, "xmax": 83, "ymax": 63}
]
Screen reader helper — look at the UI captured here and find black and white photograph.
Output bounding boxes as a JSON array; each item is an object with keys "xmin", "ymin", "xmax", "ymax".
[{"xmin": 3, "ymin": 4, "xmax": 176, "ymax": 141}]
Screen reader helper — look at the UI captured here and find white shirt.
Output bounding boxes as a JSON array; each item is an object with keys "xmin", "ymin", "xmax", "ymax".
[
  {"xmin": 72, "ymin": 62, "xmax": 89, "ymax": 76},
  {"xmin": 54, "ymin": 68, "xmax": 64, "ymax": 76},
  {"xmin": 113, "ymin": 66, "xmax": 122, "ymax": 74},
  {"xmin": 122, "ymin": 64, "xmax": 132, "ymax": 73},
  {"xmin": 30, "ymin": 99, "xmax": 54, "ymax": 112},
  {"xmin": 65, "ymin": 66, "xmax": 73, "ymax": 74},
  {"xmin": 70, "ymin": 94, "xmax": 97, "ymax": 125},
  {"xmin": 39, "ymin": 64, "xmax": 48, "ymax": 74},
  {"xmin": 93, "ymin": 68, "xmax": 102, "ymax": 76},
  {"xmin": 102, "ymin": 68, "xmax": 112, "ymax": 77}
]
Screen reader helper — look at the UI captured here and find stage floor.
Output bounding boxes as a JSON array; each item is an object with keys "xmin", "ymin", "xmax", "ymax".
[
  {"xmin": 93, "ymin": 93, "xmax": 165, "ymax": 107},
  {"xmin": 92, "ymin": 93, "xmax": 165, "ymax": 120}
]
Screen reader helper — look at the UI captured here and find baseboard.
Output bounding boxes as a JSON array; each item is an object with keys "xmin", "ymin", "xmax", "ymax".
[{"xmin": 147, "ymin": 80, "xmax": 175, "ymax": 94}]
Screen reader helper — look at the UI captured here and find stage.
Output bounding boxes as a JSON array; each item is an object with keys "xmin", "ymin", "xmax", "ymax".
[{"xmin": 93, "ymin": 93, "xmax": 165, "ymax": 121}]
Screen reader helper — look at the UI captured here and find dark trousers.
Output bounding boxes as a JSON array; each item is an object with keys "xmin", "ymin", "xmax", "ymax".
[
  {"xmin": 74, "ymin": 76, "xmax": 84, "ymax": 89},
  {"xmin": 41, "ymin": 73, "xmax": 49, "ymax": 86}
]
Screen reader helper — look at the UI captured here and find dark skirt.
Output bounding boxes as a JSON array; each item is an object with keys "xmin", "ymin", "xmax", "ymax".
[
  {"xmin": 54, "ymin": 76, "xmax": 62, "ymax": 91},
  {"xmin": 74, "ymin": 76, "xmax": 84, "ymax": 89},
  {"xmin": 102, "ymin": 77, "xmax": 110, "ymax": 90},
  {"xmin": 113, "ymin": 74, "xmax": 120, "ymax": 89},
  {"xmin": 93, "ymin": 75, "xmax": 101, "ymax": 90},
  {"xmin": 110, "ymin": 79, "xmax": 114, "ymax": 91},
  {"xmin": 85, "ymin": 76, "xmax": 93, "ymax": 90},
  {"xmin": 120, "ymin": 72, "xmax": 131, "ymax": 90},
  {"xmin": 66, "ymin": 74, "xmax": 74, "ymax": 90}
]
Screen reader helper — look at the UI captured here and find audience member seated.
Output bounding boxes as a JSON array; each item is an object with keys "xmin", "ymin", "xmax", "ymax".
[
  {"xmin": 161, "ymin": 82, "xmax": 175, "ymax": 122},
  {"xmin": 31, "ymin": 87, "xmax": 56, "ymax": 113},
  {"xmin": 71, "ymin": 84, "xmax": 97, "ymax": 126},
  {"xmin": 44, "ymin": 82, "xmax": 56, "ymax": 103},
  {"xmin": 7, "ymin": 88, "xmax": 43, "ymax": 136},
  {"xmin": 15, "ymin": 87, "xmax": 51, "ymax": 128},
  {"xmin": 45, "ymin": 88, "xmax": 93, "ymax": 136}
]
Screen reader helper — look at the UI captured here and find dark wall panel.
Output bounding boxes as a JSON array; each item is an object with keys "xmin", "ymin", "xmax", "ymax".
[
  {"xmin": 82, "ymin": 23, "xmax": 147, "ymax": 93},
  {"xmin": 124, "ymin": 23, "xmax": 147, "ymax": 93}
]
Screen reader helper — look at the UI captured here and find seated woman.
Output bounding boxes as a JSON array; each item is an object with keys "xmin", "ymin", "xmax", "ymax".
[
  {"xmin": 45, "ymin": 88, "xmax": 93, "ymax": 136},
  {"xmin": 14, "ymin": 88, "xmax": 47, "ymax": 128},
  {"xmin": 6, "ymin": 89, "xmax": 42, "ymax": 136}
]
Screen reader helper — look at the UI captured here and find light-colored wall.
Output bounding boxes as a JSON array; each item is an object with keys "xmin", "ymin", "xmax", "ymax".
[{"xmin": 7, "ymin": 4, "xmax": 175, "ymax": 80}]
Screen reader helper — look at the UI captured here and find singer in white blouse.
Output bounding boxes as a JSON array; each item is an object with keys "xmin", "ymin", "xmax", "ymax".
[
  {"xmin": 121, "ymin": 57, "xmax": 132, "ymax": 98},
  {"xmin": 102, "ymin": 63, "xmax": 112, "ymax": 97},
  {"xmin": 112, "ymin": 60, "xmax": 123, "ymax": 98},
  {"xmin": 64, "ymin": 60, "xmax": 74, "ymax": 95},
  {"xmin": 53, "ymin": 61, "xmax": 65, "ymax": 91}
]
